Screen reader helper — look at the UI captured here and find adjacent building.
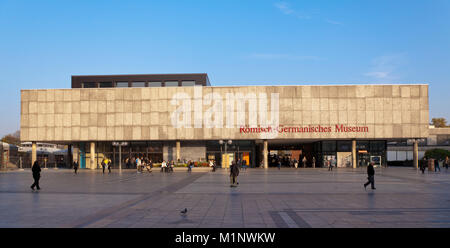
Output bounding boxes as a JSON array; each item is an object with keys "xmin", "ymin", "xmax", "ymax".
[{"xmin": 387, "ymin": 126, "xmax": 450, "ymax": 165}]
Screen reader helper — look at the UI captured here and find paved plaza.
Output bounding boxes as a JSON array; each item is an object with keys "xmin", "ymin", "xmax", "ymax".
[{"xmin": 0, "ymin": 167, "xmax": 449, "ymax": 228}]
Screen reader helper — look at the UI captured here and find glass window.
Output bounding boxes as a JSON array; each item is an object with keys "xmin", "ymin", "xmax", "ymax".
[
  {"xmin": 206, "ymin": 140, "xmax": 222, "ymax": 152},
  {"xmin": 387, "ymin": 139, "xmax": 407, "ymax": 146},
  {"xmin": 356, "ymin": 141, "xmax": 369, "ymax": 150},
  {"xmin": 83, "ymin": 82, "xmax": 96, "ymax": 88},
  {"xmin": 181, "ymin": 81, "xmax": 195, "ymax": 86},
  {"xmin": 416, "ymin": 139, "xmax": 428, "ymax": 146},
  {"xmin": 116, "ymin": 82, "xmax": 129, "ymax": 88},
  {"xmin": 148, "ymin": 81, "xmax": 162, "ymax": 87},
  {"xmin": 148, "ymin": 145, "xmax": 163, "ymax": 153},
  {"xmin": 322, "ymin": 141, "xmax": 336, "ymax": 152},
  {"xmin": 369, "ymin": 141, "xmax": 386, "ymax": 152},
  {"xmin": 165, "ymin": 81, "xmax": 179, "ymax": 87},
  {"xmin": 314, "ymin": 142, "xmax": 321, "ymax": 152},
  {"xmin": 99, "ymin": 82, "xmax": 113, "ymax": 88},
  {"xmin": 132, "ymin": 82, "xmax": 146, "ymax": 87},
  {"xmin": 437, "ymin": 135, "xmax": 450, "ymax": 146},
  {"xmin": 337, "ymin": 141, "xmax": 352, "ymax": 152}
]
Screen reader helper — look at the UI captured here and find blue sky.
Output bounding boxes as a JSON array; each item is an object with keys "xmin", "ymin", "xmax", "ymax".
[{"xmin": 0, "ymin": 0, "xmax": 449, "ymax": 137}]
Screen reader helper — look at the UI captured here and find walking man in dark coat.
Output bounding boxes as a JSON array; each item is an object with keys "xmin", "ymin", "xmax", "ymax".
[
  {"xmin": 107, "ymin": 158, "xmax": 112, "ymax": 174},
  {"xmin": 30, "ymin": 161, "xmax": 41, "ymax": 191},
  {"xmin": 364, "ymin": 162, "xmax": 376, "ymax": 190},
  {"xmin": 420, "ymin": 158, "xmax": 427, "ymax": 174},
  {"xmin": 73, "ymin": 160, "xmax": 79, "ymax": 174},
  {"xmin": 101, "ymin": 158, "xmax": 106, "ymax": 174},
  {"xmin": 434, "ymin": 159, "xmax": 441, "ymax": 172},
  {"xmin": 445, "ymin": 156, "xmax": 449, "ymax": 171},
  {"xmin": 230, "ymin": 161, "xmax": 240, "ymax": 187}
]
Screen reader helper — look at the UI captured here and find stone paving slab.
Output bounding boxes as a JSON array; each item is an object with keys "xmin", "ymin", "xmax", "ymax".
[{"xmin": 0, "ymin": 167, "xmax": 449, "ymax": 228}]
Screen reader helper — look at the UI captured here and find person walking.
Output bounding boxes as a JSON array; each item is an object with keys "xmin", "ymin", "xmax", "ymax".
[
  {"xmin": 445, "ymin": 156, "xmax": 449, "ymax": 171},
  {"xmin": 434, "ymin": 158, "xmax": 441, "ymax": 172},
  {"xmin": 187, "ymin": 160, "xmax": 193, "ymax": 173},
  {"xmin": 136, "ymin": 157, "xmax": 142, "ymax": 173},
  {"xmin": 209, "ymin": 160, "xmax": 214, "ymax": 172},
  {"xmin": 141, "ymin": 157, "xmax": 145, "ymax": 172},
  {"xmin": 146, "ymin": 159, "xmax": 153, "ymax": 173},
  {"xmin": 107, "ymin": 158, "xmax": 112, "ymax": 174},
  {"xmin": 73, "ymin": 160, "xmax": 79, "ymax": 174},
  {"xmin": 101, "ymin": 158, "xmax": 106, "ymax": 174},
  {"xmin": 161, "ymin": 160, "xmax": 167, "ymax": 173},
  {"xmin": 312, "ymin": 157, "xmax": 316, "ymax": 168},
  {"xmin": 328, "ymin": 159, "xmax": 333, "ymax": 171},
  {"xmin": 230, "ymin": 161, "xmax": 240, "ymax": 187},
  {"xmin": 302, "ymin": 157, "xmax": 307, "ymax": 168},
  {"xmin": 364, "ymin": 162, "xmax": 376, "ymax": 190},
  {"xmin": 125, "ymin": 158, "xmax": 130, "ymax": 169},
  {"xmin": 277, "ymin": 160, "xmax": 281, "ymax": 170},
  {"xmin": 420, "ymin": 158, "xmax": 426, "ymax": 174},
  {"xmin": 294, "ymin": 159, "xmax": 298, "ymax": 169},
  {"xmin": 332, "ymin": 157, "xmax": 337, "ymax": 169},
  {"xmin": 169, "ymin": 160, "xmax": 174, "ymax": 173},
  {"xmin": 30, "ymin": 161, "xmax": 41, "ymax": 191}
]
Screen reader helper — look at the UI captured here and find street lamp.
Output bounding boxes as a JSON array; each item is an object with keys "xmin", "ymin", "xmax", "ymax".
[{"xmin": 224, "ymin": 140, "xmax": 232, "ymax": 158}]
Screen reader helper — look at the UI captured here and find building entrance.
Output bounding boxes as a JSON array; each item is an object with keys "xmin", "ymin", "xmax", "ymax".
[
  {"xmin": 89, "ymin": 141, "xmax": 164, "ymax": 169},
  {"xmin": 266, "ymin": 140, "xmax": 387, "ymax": 168},
  {"xmin": 268, "ymin": 141, "xmax": 319, "ymax": 168},
  {"xmin": 206, "ymin": 140, "xmax": 256, "ymax": 168}
]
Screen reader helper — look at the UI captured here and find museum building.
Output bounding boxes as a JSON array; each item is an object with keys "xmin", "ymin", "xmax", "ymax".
[{"xmin": 20, "ymin": 73, "xmax": 429, "ymax": 169}]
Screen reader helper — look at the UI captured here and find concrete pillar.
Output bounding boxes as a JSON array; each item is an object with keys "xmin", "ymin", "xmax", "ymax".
[
  {"xmin": 352, "ymin": 139, "xmax": 357, "ymax": 169},
  {"xmin": 68, "ymin": 144, "xmax": 73, "ymax": 165},
  {"xmin": 90, "ymin": 142, "xmax": 96, "ymax": 170},
  {"xmin": 176, "ymin": 141, "xmax": 181, "ymax": 162},
  {"xmin": 31, "ymin": 142, "xmax": 37, "ymax": 166},
  {"xmin": 73, "ymin": 145, "xmax": 79, "ymax": 163},
  {"xmin": 118, "ymin": 144, "xmax": 122, "ymax": 171},
  {"xmin": 263, "ymin": 140, "xmax": 268, "ymax": 169},
  {"xmin": 413, "ymin": 139, "xmax": 419, "ymax": 169}
]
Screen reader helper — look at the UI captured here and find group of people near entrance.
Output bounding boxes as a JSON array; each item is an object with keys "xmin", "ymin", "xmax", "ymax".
[
  {"xmin": 27, "ymin": 158, "xmax": 378, "ymax": 192},
  {"xmin": 160, "ymin": 160, "xmax": 175, "ymax": 173},
  {"xmin": 419, "ymin": 156, "xmax": 449, "ymax": 174},
  {"xmin": 31, "ymin": 155, "xmax": 450, "ymax": 192},
  {"xmin": 136, "ymin": 157, "xmax": 154, "ymax": 173},
  {"xmin": 124, "ymin": 156, "xmax": 154, "ymax": 173},
  {"xmin": 271, "ymin": 156, "xmax": 324, "ymax": 169}
]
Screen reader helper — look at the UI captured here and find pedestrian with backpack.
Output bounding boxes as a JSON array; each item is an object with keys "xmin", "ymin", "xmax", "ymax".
[
  {"xmin": 230, "ymin": 161, "xmax": 240, "ymax": 187},
  {"xmin": 364, "ymin": 162, "xmax": 376, "ymax": 190}
]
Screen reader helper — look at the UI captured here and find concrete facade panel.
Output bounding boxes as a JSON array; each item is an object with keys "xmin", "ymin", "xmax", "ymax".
[{"xmin": 20, "ymin": 85, "xmax": 429, "ymax": 142}]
